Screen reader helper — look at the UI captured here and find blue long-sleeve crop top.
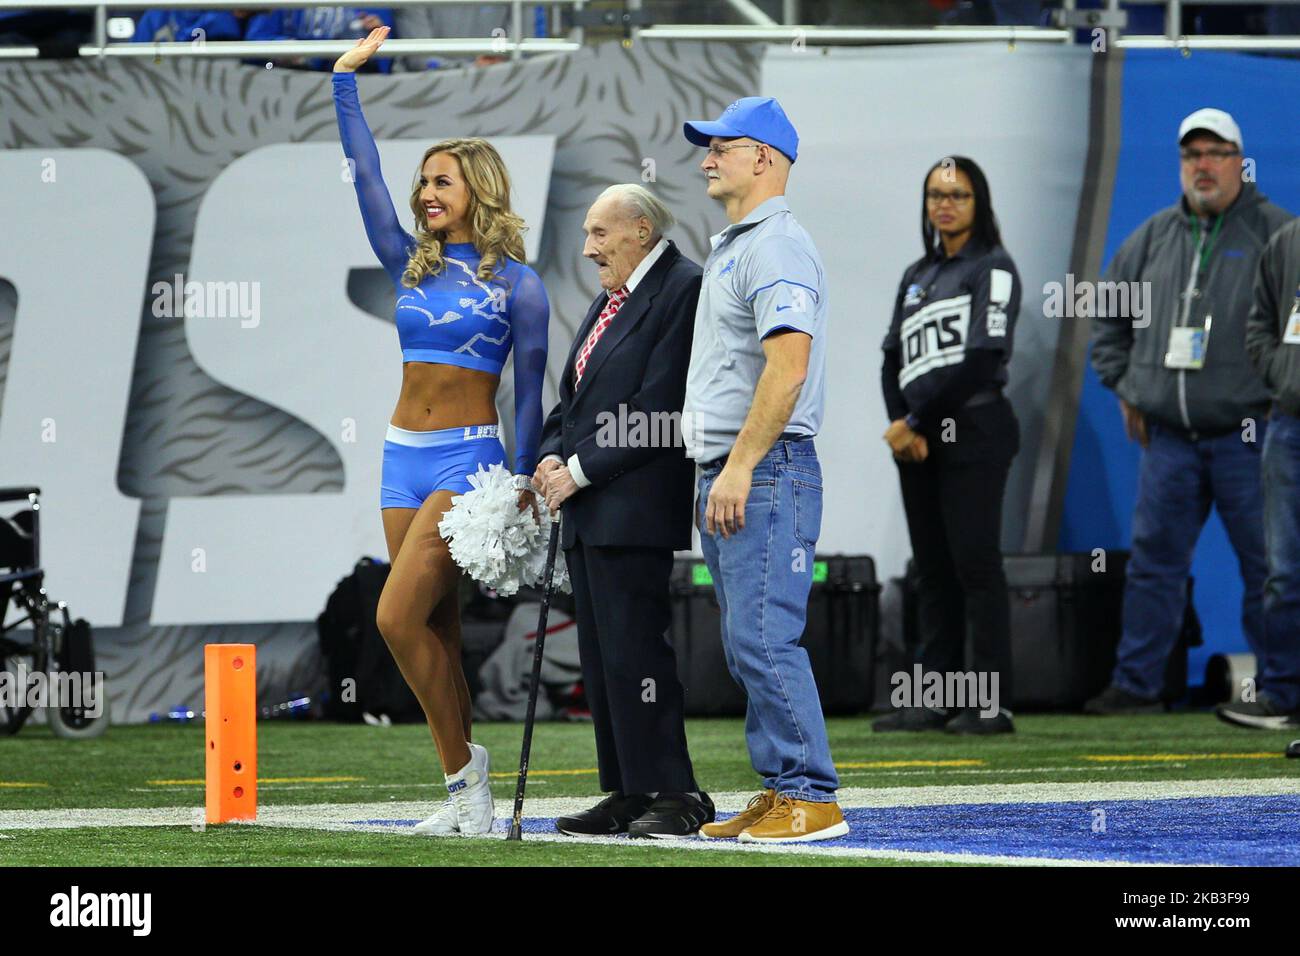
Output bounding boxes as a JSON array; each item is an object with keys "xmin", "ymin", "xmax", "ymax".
[{"xmin": 332, "ymin": 70, "xmax": 549, "ymax": 475}]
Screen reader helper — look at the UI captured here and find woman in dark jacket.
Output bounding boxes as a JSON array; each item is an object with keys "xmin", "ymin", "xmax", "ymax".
[{"xmin": 875, "ymin": 155, "xmax": 1021, "ymax": 735}]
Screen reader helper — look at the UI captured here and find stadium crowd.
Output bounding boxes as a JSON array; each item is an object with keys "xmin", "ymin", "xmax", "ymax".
[{"xmin": 5, "ymin": 2, "xmax": 1300, "ymax": 63}]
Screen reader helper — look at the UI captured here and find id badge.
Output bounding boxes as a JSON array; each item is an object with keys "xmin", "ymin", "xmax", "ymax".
[
  {"xmin": 1165, "ymin": 324, "xmax": 1208, "ymax": 370},
  {"xmin": 1284, "ymin": 291, "xmax": 1300, "ymax": 345}
]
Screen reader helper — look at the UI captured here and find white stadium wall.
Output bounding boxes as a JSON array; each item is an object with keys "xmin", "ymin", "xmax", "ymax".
[
  {"xmin": 762, "ymin": 43, "xmax": 1092, "ymax": 579},
  {"xmin": 0, "ymin": 42, "xmax": 1090, "ymax": 720}
]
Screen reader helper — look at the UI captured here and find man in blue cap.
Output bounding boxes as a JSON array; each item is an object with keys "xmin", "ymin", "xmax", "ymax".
[{"xmin": 681, "ymin": 97, "xmax": 847, "ymax": 843}]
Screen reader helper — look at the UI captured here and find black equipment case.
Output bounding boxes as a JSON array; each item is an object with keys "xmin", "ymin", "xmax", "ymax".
[{"xmin": 667, "ymin": 555, "xmax": 880, "ymax": 717}]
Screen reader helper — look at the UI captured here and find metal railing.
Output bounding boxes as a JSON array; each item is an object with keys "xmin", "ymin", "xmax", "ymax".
[
  {"xmin": 2, "ymin": 0, "xmax": 1300, "ymax": 61},
  {"xmin": 1, "ymin": 0, "xmax": 584, "ymax": 61}
]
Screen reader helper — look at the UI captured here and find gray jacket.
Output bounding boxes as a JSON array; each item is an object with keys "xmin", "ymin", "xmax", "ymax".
[
  {"xmin": 1091, "ymin": 183, "xmax": 1292, "ymax": 435},
  {"xmin": 1246, "ymin": 218, "xmax": 1300, "ymax": 417}
]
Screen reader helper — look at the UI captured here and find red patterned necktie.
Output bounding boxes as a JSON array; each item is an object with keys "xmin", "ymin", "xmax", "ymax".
[{"xmin": 573, "ymin": 285, "xmax": 628, "ymax": 387}]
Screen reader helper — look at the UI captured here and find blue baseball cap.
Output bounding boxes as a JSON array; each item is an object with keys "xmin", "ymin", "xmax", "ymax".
[{"xmin": 683, "ymin": 96, "xmax": 799, "ymax": 164}]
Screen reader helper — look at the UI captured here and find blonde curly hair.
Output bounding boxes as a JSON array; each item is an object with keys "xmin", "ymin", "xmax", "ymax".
[{"xmin": 402, "ymin": 138, "xmax": 527, "ymax": 289}]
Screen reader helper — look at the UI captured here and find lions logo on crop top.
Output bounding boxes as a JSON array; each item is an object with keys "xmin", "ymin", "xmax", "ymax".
[{"xmin": 396, "ymin": 257, "xmax": 512, "ymax": 361}]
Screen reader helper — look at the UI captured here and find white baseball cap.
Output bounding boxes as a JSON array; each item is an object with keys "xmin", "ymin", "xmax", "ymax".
[{"xmin": 1178, "ymin": 108, "xmax": 1243, "ymax": 150}]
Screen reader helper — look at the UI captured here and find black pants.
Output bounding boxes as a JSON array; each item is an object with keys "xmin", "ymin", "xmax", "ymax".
[
  {"xmin": 566, "ymin": 534, "xmax": 697, "ymax": 794},
  {"xmin": 897, "ymin": 398, "xmax": 1019, "ymax": 704}
]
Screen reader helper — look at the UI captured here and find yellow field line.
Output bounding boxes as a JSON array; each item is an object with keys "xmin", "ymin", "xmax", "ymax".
[
  {"xmin": 0, "ymin": 782, "xmax": 48, "ymax": 788},
  {"xmin": 146, "ymin": 776, "xmax": 365, "ymax": 785},
  {"xmin": 835, "ymin": 759, "xmax": 985, "ymax": 769},
  {"xmin": 1085, "ymin": 753, "xmax": 1280, "ymax": 762}
]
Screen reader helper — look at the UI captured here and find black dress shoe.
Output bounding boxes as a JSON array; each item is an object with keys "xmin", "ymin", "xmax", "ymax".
[
  {"xmin": 871, "ymin": 707, "xmax": 950, "ymax": 732},
  {"xmin": 555, "ymin": 792, "xmax": 655, "ymax": 836},
  {"xmin": 1083, "ymin": 684, "xmax": 1163, "ymax": 715},
  {"xmin": 627, "ymin": 792, "xmax": 716, "ymax": 839},
  {"xmin": 944, "ymin": 708, "xmax": 1015, "ymax": 735}
]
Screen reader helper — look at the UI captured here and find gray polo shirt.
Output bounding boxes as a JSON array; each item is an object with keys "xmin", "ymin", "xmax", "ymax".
[{"xmin": 682, "ymin": 196, "xmax": 828, "ymax": 464}]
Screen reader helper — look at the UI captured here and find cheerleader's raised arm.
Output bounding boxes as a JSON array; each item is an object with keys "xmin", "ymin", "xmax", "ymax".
[{"xmin": 332, "ymin": 79, "xmax": 413, "ymax": 283}]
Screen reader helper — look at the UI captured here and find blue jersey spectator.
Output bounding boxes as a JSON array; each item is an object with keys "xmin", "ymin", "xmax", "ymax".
[
  {"xmin": 130, "ymin": 9, "xmax": 245, "ymax": 43},
  {"xmin": 247, "ymin": 7, "xmax": 395, "ymax": 72}
]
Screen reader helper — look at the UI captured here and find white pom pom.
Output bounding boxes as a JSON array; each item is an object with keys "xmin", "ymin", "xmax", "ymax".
[
  {"xmin": 438, "ymin": 463, "xmax": 570, "ymax": 596},
  {"xmin": 528, "ymin": 504, "xmax": 571, "ymax": 595}
]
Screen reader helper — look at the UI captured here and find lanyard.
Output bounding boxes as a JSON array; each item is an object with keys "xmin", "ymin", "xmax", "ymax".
[{"xmin": 1189, "ymin": 213, "xmax": 1224, "ymax": 277}]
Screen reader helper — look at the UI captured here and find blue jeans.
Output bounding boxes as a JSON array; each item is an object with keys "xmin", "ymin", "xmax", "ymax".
[
  {"xmin": 696, "ymin": 439, "xmax": 838, "ymax": 802},
  {"xmin": 1113, "ymin": 421, "xmax": 1267, "ymax": 700},
  {"xmin": 1261, "ymin": 411, "xmax": 1300, "ymax": 711}
]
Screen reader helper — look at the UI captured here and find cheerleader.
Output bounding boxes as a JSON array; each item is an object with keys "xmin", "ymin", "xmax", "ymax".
[{"xmin": 333, "ymin": 27, "xmax": 549, "ymax": 832}]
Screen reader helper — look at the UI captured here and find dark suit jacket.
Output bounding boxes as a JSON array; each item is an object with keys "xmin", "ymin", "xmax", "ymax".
[{"xmin": 538, "ymin": 240, "xmax": 703, "ymax": 551}]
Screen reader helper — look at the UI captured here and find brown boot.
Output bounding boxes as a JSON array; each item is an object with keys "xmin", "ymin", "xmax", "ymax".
[
  {"xmin": 698, "ymin": 789, "xmax": 775, "ymax": 839},
  {"xmin": 738, "ymin": 795, "xmax": 849, "ymax": 843}
]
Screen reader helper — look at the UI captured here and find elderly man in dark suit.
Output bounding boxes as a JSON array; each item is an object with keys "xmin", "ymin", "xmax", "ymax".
[{"xmin": 532, "ymin": 184, "xmax": 710, "ymax": 838}]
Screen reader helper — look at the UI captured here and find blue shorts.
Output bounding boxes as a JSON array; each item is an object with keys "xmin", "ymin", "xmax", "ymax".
[{"xmin": 380, "ymin": 423, "xmax": 508, "ymax": 509}]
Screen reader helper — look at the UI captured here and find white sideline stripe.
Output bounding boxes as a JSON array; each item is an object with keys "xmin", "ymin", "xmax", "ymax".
[
  {"xmin": 240, "ymin": 809, "xmax": 1134, "ymax": 867},
  {"xmin": 0, "ymin": 806, "xmax": 201, "ymax": 830},
  {"xmin": 4, "ymin": 777, "xmax": 1298, "ymax": 839},
  {"xmin": 837, "ymin": 763, "xmax": 1190, "ymax": 778}
]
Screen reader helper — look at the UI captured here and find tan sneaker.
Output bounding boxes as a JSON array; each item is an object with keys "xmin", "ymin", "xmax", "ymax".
[
  {"xmin": 738, "ymin": 795, "xmax": 849, "ymax": 843},
  {"xmin": 698, "ymin": 789, "xmax": 775, "ymax": 839}
]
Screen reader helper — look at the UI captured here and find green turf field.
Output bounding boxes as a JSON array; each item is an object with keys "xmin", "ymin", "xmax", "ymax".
[{"xmin": 1, "ymin": 714, "xmax": 1296, "ymax": 866}]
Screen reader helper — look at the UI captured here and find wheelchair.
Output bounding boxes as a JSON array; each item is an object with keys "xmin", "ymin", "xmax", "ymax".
[{"xmin": 0, "ymin": 486, "xmax": 107, "ymax": 738}]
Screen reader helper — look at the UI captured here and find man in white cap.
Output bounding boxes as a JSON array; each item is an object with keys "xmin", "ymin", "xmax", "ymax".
[{"xmin": 1088, "ymin": 108, "xmax": 1293, "ymax": 714}]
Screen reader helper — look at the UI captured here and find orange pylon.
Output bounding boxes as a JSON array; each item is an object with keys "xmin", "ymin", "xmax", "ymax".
[{"xmin": 204, "ymin": 644, "xmax": 257, "ymax": 823}]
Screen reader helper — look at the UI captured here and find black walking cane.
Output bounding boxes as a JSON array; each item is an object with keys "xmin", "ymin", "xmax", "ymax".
[{"xmin": 507, "ymin": 513, "xmax": 562, "ymax": 841}]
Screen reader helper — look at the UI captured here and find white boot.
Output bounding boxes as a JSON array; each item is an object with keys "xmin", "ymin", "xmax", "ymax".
[
  {"xmin": 446, "ymin": 741, "xmax": 495, "ymax": 835},
  {"xmin": 412, "ymin": 797, "xmax": 459, "ymax": 836}
]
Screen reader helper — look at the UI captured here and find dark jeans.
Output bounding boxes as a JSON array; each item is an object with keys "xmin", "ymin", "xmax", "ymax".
[
  {"xmin": 1113, "ymin": 421, "xmax": 1267, "ymax": 700},
  {"xmin": 565, "ymin": 535, "xmax": 697, "ymax": 795},
  {"xmin": 1261, "ymin": 411, "xmax": 1300, "ymax": 710},
  {"xmin": 897, "ymin": 398, "xmax": 1019, "ymax": 704}
]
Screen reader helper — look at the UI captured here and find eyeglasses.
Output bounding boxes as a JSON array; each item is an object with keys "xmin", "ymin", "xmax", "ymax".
[
  {"xmin": 1180, "ymin": 147, "xmax": 1240, "ymax": 163},
  {"xmin": 704, "ymin": 143, "xmax": 763, "ymax": 159},
  {"xmin": 925, "ymin": 189, "xmax": 973, "ymax": 206}
]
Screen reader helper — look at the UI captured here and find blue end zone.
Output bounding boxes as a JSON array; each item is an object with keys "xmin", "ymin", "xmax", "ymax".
[
  {"xmin": 842, "ymin": 795, "xmax": 1300, "ymax": 865},
  {"xmin": 351, "ymin": 794, "xmax": 1300, "ymax": 864}
]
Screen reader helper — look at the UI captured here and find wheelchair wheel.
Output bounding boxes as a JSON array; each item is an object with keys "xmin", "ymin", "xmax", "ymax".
[
  {"xmin": 46, "ymin": 610, "xmax": 109, "ymax": 740},
  {"xmin": 48, "ymin": 696, "xmax": 110, "ymax": 739}
]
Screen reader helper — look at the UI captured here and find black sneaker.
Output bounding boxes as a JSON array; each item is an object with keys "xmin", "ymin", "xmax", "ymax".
[
  {"xmin": 1083, "ymin": 684, "xmax": 1164, "ymax": 715},
  {"xmin": 555, "ymin": 792, "xmax": 654, "ymax": 836},
  {"xmin": 944, "ymin": 707, "xmax": 1014, "ymax": 735},
  {"xmin": 871, "ymin": 707, "xmax": 950, "ymax": 732},
  {"xmin": 1215, "ymin": 693, "xmax": 1300, "ymax": 730},
  {"xmin": 627, "ymin": 792, "xmax": 715, "ymax": 839}
]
